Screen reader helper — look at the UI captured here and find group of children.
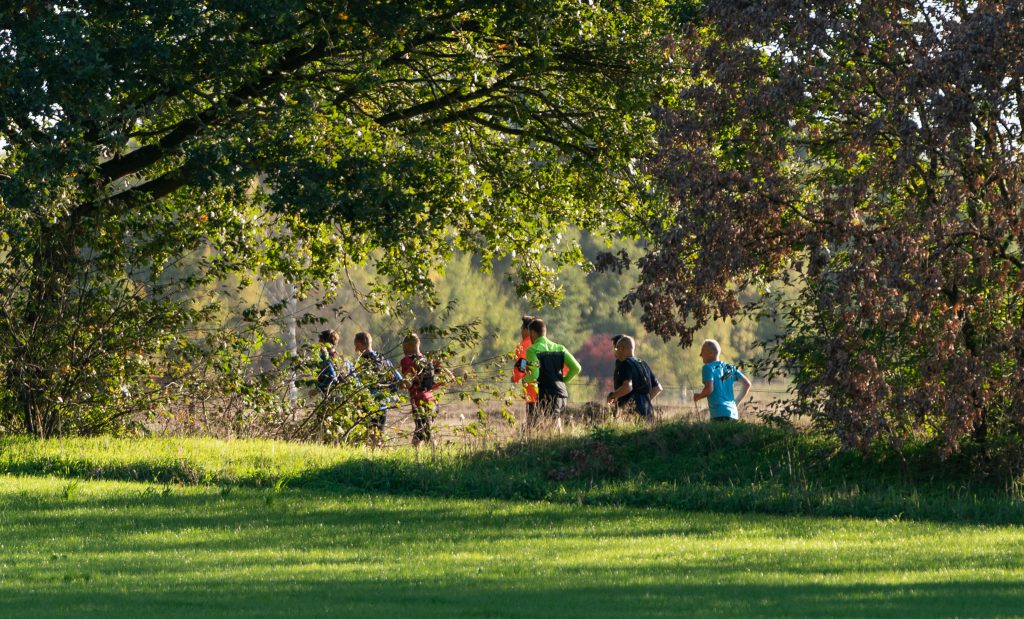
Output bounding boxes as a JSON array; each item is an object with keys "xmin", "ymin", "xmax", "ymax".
[
  {"xmin": 316, "ymin": 329, "xmax": 449, "ymax": 446},
  {"xmin": 315, "ymin": 317, "xmax": 753, "ymax": 445}
]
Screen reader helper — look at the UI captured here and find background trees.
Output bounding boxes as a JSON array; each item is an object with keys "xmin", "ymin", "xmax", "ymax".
[
  {"xmin": 11, "ymin": 0, "xmax": 1017, "ymax": 459},
  {"xmin": 634, "ymin": 0, "xmax": 1024, "ymax": 454},
  {"xmin": 0, "ymin": 0, "xmax": 671, "ymax": 435},
  {"xmin": 340, "ymin": 231, "xmax": 772, "ymax": 405}
]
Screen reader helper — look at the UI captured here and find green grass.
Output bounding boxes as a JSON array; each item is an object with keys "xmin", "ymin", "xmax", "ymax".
[
  {"xmin": 3, "ymin": 422, "xmax": 1024, "ymax": 617},
  {"xmin": 4, "ymin": 475, "xmax": 1024, "ymax": 618},
  {"xmin": 2, "ymin": 421, "xmax": 1022, "ymax": 522}
]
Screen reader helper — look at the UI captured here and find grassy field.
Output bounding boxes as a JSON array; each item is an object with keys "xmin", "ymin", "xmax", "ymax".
[{"xmin": 2, "ymin": 422, "xmax": 1024, "ymax": 617}]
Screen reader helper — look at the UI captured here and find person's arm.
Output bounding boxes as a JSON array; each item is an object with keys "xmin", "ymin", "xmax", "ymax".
[
  {"xmin": 648, "ymin": 365, "xmax": 663, "ymax": 400},
  {"xmin": 316, "ymin": 349, "xmax": 338, "ymax": 391},
  {"xmin": 400, "ymin": 358, "xmax": 417, "ymax": 390},
  {"xmin": 512, "ymin": 342, "xmax": 527, "ymax": 383},
  {"xmin": 651, "ymin": 381, "xmax": 663, "ymax": 401},
  {"xmin": 694, "ymin": 364, "xmax": 714, "ymax": 402},
  {"xmin": 735, "ymin": 372, "xmax": 752, "ymax": 404},
  {"xmin": 524, "ymin": 345, "xmax": 540, "ymax": 384},
  {"xmin": 606, "ymin": 380, "xmax": 632, "ymax": 404},
  {"xmin": 434, "ymin": 359, "xmax": 455, "ymax": 389},
  {"xmin": 324, "ymin": 351, "xmax": 338, "ymax": 380},
  {"xmin": 562, "ymin": 349, "xmax": 582, "ymax": 383},
  {"xmin": 693, "ymin": 380, "xmax": 713, "ymax": 402}
]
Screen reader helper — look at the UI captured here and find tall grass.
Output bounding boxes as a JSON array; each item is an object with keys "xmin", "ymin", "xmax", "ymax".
[{"xmin": 1, "ymin": 421, "xmax": 1021, "ymax": 523}]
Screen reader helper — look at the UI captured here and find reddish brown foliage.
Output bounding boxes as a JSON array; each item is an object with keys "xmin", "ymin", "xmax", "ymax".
[
  {"xmin": 574, "ymin": 334, "xmax": 617, "ymax": 393},
  {"xmin": 629, "ymin": 1, "xmax": 1024, "ymax": 454}
]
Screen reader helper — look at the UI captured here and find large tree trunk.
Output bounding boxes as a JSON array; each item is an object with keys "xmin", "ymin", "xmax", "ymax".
[
  {"xmin": 6, "ymin": 224, "xmax": 79, "ymax": 437},
  {"xmin": 7, "ymin": 363, "xmax": 53, "ymax": 437}
]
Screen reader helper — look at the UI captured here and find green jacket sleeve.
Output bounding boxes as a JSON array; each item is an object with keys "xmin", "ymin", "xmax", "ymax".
[
  {"xmin": 524, "ymin": 345, "xmax": 540, "ymax": 384},
  {"xmin": 562, "ymin": 349, "xmax": 582, "ymax": 383}
]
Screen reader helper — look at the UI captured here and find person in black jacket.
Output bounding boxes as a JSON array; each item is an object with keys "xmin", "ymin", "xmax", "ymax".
[{"xmin": 606, "ymin": 335, "xmax": 663, "ymax": 421}]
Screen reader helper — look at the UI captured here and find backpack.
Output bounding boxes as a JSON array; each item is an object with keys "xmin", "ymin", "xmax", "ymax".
[
  {"xmin": 418, "ymin": 356, "xmax": 437, "ymax": 392},
  {"xmin": 626, "ymin": 358, "xmax": 654, "ymax": 395},
  {"xmin": 363, "ymin": 350, "xmax": 401, "ymax": 394},
  {"xmin": 317, "ymin": 349, "xmax": 339, "ymax": 392}
]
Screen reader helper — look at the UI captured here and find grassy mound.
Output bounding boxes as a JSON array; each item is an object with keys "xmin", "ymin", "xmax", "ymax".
[{"xmin": 1, "ymin": 421, "xmax": 1020, "ymax": 522}]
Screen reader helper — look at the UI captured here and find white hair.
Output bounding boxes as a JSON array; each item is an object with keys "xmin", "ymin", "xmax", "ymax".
[{"xmin": 702, "ymin": 339, "xmax": 721, "ymax": 355}]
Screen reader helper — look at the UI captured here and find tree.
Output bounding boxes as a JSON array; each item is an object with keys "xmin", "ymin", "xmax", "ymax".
[
  {"xmin": 0, "ymin": 0, "xmax": 671, "ymax": 436},
  {"xmin": 627, "ymin": 0, "xmax": 1024, "ymax": 454}
]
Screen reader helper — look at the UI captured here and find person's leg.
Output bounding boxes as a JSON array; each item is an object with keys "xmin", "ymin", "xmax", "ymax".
[
  {"xmin": 422, "ymin": 401, "xmax": 436, "ymax": 443},
  {"xmin": 527, "ymin": 400, "xmax": 540, "ymax": 429},
  {"xmin": 637, "ymin": 396, "xmax": 654, "ymax": 422},
  {"xmin": 411, "ymin": 403, "xmax": 425, "ymax": 445},
  {"xmin": 412, "ymin": 401, "xmax": 436, "ymax": 445},
  {"xmin": 532, "ymin": 396, "xmax": 559, "ymax": 429},
  {"xmin": 551, "ymin": 396, "xmax": 567, "ymax": 417},
  {"xmin": 372, "ymin": 408, "xmax": 388, "ymax": 446}
]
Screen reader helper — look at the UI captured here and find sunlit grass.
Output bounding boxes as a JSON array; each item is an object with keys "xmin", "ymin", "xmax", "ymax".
[
  {"xmin": 3, "ymin": 475, "xmax": 1024, "ymax": 617},
  {"xmin": 3, "ymin": 424, "xmax": 1023, "ymax": 523}
]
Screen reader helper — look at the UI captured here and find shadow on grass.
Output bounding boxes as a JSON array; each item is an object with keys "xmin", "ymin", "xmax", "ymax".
[
  {"xmin": 3, "ymin": 489, "xmax": 1024, "ymax": 618},
  {"xmin": 5, "ymin": 580, "xmax": 1023, "ymax": 619},
  {"xmin": 2, "ymin": 422, "xmax": 1023, "ymax": 524},
  {"xmin": 286, "ymin": 423, "xmax": 1024, "ymax": 525}
]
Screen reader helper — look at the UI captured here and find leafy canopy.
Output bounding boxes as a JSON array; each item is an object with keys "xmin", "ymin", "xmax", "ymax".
[
  {"xmin": 0, "ymin": 0, "xmax": 672, "ymax": 435},
  {"xmin": 632, "ymin": 0, "xmax": 1024, "ymax": 455}
]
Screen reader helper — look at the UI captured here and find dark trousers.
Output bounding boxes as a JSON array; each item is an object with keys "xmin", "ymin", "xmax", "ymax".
[
  {"xmin": 629, "ymin": 395, "xmax": 654, "ymax": 421},
  {"xmin": 367, "ymin": 408, "xmax": 387, "ymax": 445},
  {"xmin": 614, "ymin": 394, "xmax": 654, "ymax": 421},
  {"xmin": 529, "ymin": 395, "xmax": 567, "ymax": 427},
  {"xmin": 411, "ymin": 400, "xmax": 437, "ymax": 444}
]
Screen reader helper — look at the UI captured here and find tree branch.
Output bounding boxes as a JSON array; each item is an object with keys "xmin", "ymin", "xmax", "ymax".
[
  {"xmin": 96, "ymin": 39, "xmax": 333, "ymax": 186},
  {"xmin": 373, "ymin": 64, "xmax": 527, "ymax": 127}
]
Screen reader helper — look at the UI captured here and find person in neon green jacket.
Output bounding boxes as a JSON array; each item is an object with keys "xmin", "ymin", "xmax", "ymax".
[{"xmin": 523, "ymin": 318, "xmax": 581, "ymax": 424}]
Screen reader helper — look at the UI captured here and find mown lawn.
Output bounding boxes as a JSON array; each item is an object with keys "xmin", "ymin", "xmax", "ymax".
[{"xmin": 3, "ymin": 474, "xmax": 1024, "ymax": 617}]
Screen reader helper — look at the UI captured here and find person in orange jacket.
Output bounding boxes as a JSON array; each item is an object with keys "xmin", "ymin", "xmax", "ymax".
[{"xmin": 512, "ymin": 315, "xmax": 540, "ymax": 418}]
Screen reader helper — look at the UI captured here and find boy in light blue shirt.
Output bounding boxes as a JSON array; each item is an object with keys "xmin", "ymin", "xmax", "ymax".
[{"xmin": 693, "ymin": 339, "xmax": 751, "ymax": 421}]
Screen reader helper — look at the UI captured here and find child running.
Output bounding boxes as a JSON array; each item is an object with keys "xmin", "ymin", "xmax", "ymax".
[
  {"xmin": 316, "ymin": 329, "xmax": 350, "ymax": 394},
  {"xmin": 400, "ymin": 333, "xmax": 448, "ymax": 446}
]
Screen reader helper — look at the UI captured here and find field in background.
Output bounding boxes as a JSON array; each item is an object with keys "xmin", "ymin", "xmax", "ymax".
[{"xmin": 365, "ymin": 377, "xmax": 794, "ymax": 447}]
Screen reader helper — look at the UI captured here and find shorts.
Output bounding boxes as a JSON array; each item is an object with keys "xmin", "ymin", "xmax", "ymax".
[{"xmin": 538, "ymin": 395, "xmax": 567, "ymax": 416}]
